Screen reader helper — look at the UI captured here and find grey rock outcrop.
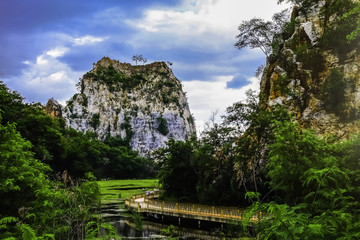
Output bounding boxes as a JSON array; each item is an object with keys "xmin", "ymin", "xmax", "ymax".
[
  {"xmin": 63, "ymin": 57, "xmax": 196, "ymax": 155},
  {"xmin": 45, "ymin": 98, "xmax": 62, "ymax": 118},
  {"xmin": 260, "ymin": 2, "xmax": 360, "ymax": 139}
]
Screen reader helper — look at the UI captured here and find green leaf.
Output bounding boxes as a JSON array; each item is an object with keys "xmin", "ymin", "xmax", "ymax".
[
  {"xmin": 309, "ymin": 223, "xmax": 323, "ymax": 235},
  {"xmin": 20, "ymin": 224, "xmax": 37, "ymax": 240}
]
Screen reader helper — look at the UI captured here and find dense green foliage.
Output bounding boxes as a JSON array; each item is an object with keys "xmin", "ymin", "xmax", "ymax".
[
  {"xmin": 0, "ymin": 112, "xmax": 51, "ymax": 217},
  {"xmin": 157, "ymin": 99, "xmax": 360, "ymax": 238},
  {"xmin": 0, "ymin": 110, "xmax": 102, "ymax": 239},
  {"xmin": 0, "ymin": 80, "xmax": 155, "ymax": 238},
  {"xmin": 156, "ymin": 91, "xmax": 291, "ymax": 206},
  {"xmin": 84, "ymin": 65, "xmax": 146, "ymax": 91},
  {"xmin": 241, "ymin": 121, "xmax": 360, "ymax": 239},
  {"xmin": 0, "ymin": 81, "xmax": 155, "ymax": 180}
]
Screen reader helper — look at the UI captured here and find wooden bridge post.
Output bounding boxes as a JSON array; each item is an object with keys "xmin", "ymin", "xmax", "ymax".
[
  {"xmin": 161, "ymin": 201, "xmax": 164, "ymax": 211},
  {"xmin": 212, "ymin": 206, "xmax": 215, "ymax": 215}
]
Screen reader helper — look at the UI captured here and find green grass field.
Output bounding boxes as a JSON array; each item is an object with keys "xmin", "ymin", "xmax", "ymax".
[{"xmin": 96, "ymin": 179, "xmax": 159, "ymax": 204}]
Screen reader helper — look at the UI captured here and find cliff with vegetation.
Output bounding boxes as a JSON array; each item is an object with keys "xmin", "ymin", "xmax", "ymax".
[
  {"xmin": 62, "ymin": 57, "xmax": 195, "ymax": 155},
  {"xmin": 260, "ymin": 0, "xmax": 360, "ymax": 139}
]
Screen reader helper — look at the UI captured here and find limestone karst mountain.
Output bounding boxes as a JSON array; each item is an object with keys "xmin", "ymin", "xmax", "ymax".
[
  {"xmin": 260, "ymin": 2, "xmax": 360, "ymax": 139},
  {"xmin": 47, "ymin": 57, "xmax": 196, "ymax": 155}
]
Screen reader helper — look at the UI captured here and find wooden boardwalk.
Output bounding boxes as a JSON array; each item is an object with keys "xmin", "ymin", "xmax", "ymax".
[{"xmin": 125, "ymin": 193, "xmax": 259, "ymax": 224}]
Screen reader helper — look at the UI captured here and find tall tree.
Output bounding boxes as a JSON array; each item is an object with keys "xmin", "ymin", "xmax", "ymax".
[
  {"xmin": 132, "ymin": 54, "xmax": 147, "ymax": 65},
  {"xmin": 235, "ymin": 10, "xmax": 289, "ymax": 57},
  {"xmin": 235, "ymin": 18, "xmax": 275, "ymax": 57},
  {"xmin": 0, "ymin": 111, "xmax": 50, "ymax": 217}
]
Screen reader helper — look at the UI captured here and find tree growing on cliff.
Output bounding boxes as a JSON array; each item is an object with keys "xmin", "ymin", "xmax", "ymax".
[
  {"xmin": 132, "ymin": 54, "xmax": 147, "ymax": 65},
  {"xmin": 235, "ymin": 9, "xmax": 289, "ymax": 57},
  {"xmin": 235, "ymin": 18, "xmax": 274, "ymax": 57}
]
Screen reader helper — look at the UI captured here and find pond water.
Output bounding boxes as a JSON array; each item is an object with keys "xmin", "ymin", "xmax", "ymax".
[{"xmin": 101, "ymin": 202, "xmax": 248, "ymax": 239}]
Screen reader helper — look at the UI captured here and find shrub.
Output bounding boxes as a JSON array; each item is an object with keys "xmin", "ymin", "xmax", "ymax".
[
  {"xmin": 89, "ymin": 113, "xmax": 100, "ymax": 130},
  {"xmin": 323, "ymin": 69, "xmax": 347, "ymax": 117},
  {"xmin": 85, "ymin": 65, "xmax": 147, "ymax": 91},
  {"xmin": 157, "ymin": 116, "xmax": 169, "ymax": 136}
]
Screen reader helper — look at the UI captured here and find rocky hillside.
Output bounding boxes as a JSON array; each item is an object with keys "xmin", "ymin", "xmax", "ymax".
[
  {"xmin": 57, "ymin": 57, "xmax": 195, "ymax": 155},
  {"xmin": 260, "ymin": 1, "xmax": 360, "ymax": 139}
]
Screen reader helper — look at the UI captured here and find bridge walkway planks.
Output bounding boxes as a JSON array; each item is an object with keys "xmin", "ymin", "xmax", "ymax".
[{"xmin": 125, "ymin": 193, "xmax": 260, "ymax": 224}]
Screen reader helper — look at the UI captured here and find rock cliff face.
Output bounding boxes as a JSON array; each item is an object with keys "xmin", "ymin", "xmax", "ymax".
[
  {"xmin": 260, "ymin": 1, "xmax": 360, "ymax": 139},
  {"xmin": 63, "ymin": 57, "xmax": 196, "ymax": 155},
  {"xmin": 45, "ymin": 98, "xmax": 62, "ymax": 118}
]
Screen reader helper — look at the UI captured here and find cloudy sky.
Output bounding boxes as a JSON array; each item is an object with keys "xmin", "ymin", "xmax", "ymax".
[{"xmin": 0, "ymin": 0, "xmax": 289, "ymax": 132}]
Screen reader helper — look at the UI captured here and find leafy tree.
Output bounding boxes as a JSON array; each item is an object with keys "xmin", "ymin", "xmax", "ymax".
[
  {"xmin": 0, "ymin": 81, "xmax": 25, "ymax": 125},
  {"xmin": 32, "ymin": 172, "xmax": 101, "ymax": 239},
  {"xmin": 104, "ymin": 145, "xmax": 155, "ymax": 179},
  {"xmin": 0, "ymin": 111, "xmax": 50, "ymax": 217},
  {"xmin": 241, "ymin": 119, "xmax": 360, "ymax": 239},
  {"xmin": 0, "ymin": 81, "xmax": 66, "ymax": 171},
  {"xmin": 266, "ymin": 120, "xmax": 331, "ymax": 205},
  {"xmin": 156, "ymin": 90, "xmax": 290, "ymax": 206},
  {"xmin": 235, "ymin": 18, "xmax": 275, "ymax": 57},
  {"xmin": 235, "ymin": 10, "xmax": 289, "ymax": 57},
  {"xmin": 0, "ymin": 110, "xmax": 103, "ymax": 238},
  {"xmin": 60, "ymin": 129, "xmax": 109, "ymax": 178},
  {"xmin": 156, "ymin": 138, "xmax": 198, "ymax": 202}
]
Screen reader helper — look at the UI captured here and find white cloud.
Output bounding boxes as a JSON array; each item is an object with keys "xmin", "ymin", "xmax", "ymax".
[
  {"xmin": 5, "ymin": 47, "xmax": 83, "ymax": 103},
  {"xmin": 73, "ymin": 35, "xmax": 106, "ymax": 46},
  {"xmin": 182, "ymin": 75, "xmax": 260, "ymax": 133},
  {"xmin": 128, "ymin": 0, "xmax": 289, "ymax": 44},
  {"xmin": 46, "ymin": 47, "xmax": 69, "ymax": 58},
  {"xmin": 126, "ymin": 0, "xmax": 288, "ymax": 133}
]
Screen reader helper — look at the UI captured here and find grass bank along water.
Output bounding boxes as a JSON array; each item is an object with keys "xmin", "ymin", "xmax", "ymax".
[{"xmin": 97, "ymin": 179, "xmax": 159, "ymax": 204}]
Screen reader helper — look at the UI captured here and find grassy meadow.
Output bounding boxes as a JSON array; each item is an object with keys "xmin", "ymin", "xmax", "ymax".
[{"xmin": 97, "ymin": 179, "xmax": 159, "ymax": 204}]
